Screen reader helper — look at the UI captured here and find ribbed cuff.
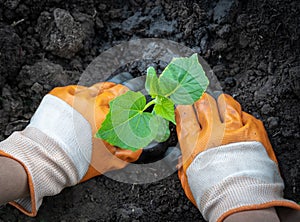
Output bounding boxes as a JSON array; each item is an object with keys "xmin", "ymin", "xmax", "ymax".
[
  {"xmin": 201, "ymin": 176, "xmax": 300, "ymax": 222},
  {"xmin": 186, "ymin": 141, "xmax": 300, "ymax": 222},
  {"xmin": 0, "ymin": 94, "xmax": 93, "ymax": 216},
  {"xmin": 0, "ymin": 127, "xmax": 79, "ymax": 216}
]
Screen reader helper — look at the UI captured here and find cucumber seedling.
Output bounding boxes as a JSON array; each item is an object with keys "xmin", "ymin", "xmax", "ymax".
[{"xmin": 96, "ymin": 53, "xmax": 209, "ymax": 151}]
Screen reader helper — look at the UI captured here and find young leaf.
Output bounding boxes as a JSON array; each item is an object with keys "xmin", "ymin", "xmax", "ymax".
[
  {"xmin": 96, "ymin": 91, "xmax": 160, "ymax": 151},
  {"xmin": 153, "ymin": 96, "xmax": 175, "ymax": 124},
  {"xmin": 97, "ymin": 53, "xmax": 209, "ymax": 151},
  {"xmin": 154, "ymin": 117, "xmax": 170, "ymax": 142},
  {"xmin": 145, "ymin": 66, "xmax": 159, "ymax": 97},
  {"xmin": 96, "ymin": 112, "xmax": 138, "ymax": 150},
  {"xmin": 158, "ymin": 53, "xmax": 209, "ymax": 105}
]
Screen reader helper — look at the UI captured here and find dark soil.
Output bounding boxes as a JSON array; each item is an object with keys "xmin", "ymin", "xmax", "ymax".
[{"xmin": 0, "ymin": 0, "xmax": 299, "ymax": 221}]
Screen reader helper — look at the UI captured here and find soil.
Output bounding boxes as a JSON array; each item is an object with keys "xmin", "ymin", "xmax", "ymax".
[{"xmin": 0, "ymin": 0, "xmax": 299, "ymax": 221}]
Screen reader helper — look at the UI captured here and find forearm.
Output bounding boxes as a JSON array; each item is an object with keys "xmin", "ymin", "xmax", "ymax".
[
  {"xmin": 0, "ymin": 156, "xmax": 29, "ymax": 205},
  {"xmin": 224, "ymin": 207, "xmax": 300, "ymax": 222},
  {"xmin": 224, "ymin": 208, "xmax": 279, "ymax": 222}
]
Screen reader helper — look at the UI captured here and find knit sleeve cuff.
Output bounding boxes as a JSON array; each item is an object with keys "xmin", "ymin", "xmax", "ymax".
[
  {"xmin": 0, "ymin": 94, "xmax": 92, "ymax": 216},
  {"xmin": 186, "ymin": 141, "xmax": 300, "ymax": 222},
  {"xmin": 0, "ymin": 128, "xmax": 79, "ymax": 216}
]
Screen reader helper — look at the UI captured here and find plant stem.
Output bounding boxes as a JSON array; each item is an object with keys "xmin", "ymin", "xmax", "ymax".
[{"xmin": 142, "ymin": 99, "xmax": 156, "ymax": 112}]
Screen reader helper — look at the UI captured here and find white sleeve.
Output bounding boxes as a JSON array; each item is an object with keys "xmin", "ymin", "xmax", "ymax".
[
  {"xmin": 0, "ymin": 95, "xmax": 92, "ymax": 216},
  {"xmin": 186, "ymin": 141, "xmax": 299, "ymax": 222}
]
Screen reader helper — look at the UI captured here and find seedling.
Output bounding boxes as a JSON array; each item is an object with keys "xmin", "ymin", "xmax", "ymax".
[{"xmin": 96, "ymin": 54, "xmax": 209, "ymax": 151}]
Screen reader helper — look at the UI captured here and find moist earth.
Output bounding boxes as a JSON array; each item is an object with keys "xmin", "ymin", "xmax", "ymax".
[{"xmin": 0, "ymin": 0, "xmax": 299, "ymax": 221}]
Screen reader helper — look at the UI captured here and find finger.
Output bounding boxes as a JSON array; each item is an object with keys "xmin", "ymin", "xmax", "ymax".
[
  {"xmin": 69, "ymin": 85, "xmax": 87, "ymax": 95},
  {"xmin": 88, "ymin": 139, "xmax": 128, "ymax": 175},
  {"xmin": 241, "ymin": 111, "xmax": 277, "ymax": 162},
  {"xmin": 178, "ymin": 168, "xmax": 197, "ymax": 206},
  {"xmin": 88, "ymin": 82, "xmax": 116, "ymax": 97},
  {"xmin": 50, "ymin": 85, "xmax": 86, "ymax": 96},
  {"xmin": 194, "ymin": 93, "xmax": 221, "ymax": 129},
  {"xmin": 49, "ymin": 85, "xmax": 86, "ymax": 106},
  {"xmin": 241, "ymin": 110, "xmax": 258, "ymax": 125},
  {"xmin": 95, "ymin": 84, "xmax": 128, "ymax": 106},
  {"xmin": 115, "ymin": 147, "xmax": 143, "ymax": 162},
  {"xmin": 175, "ymin": 105, "xmax": 201, "ymax": 142},
  {"xmin": 175, "ymin": 105, "xmax": 201, "ymax": 164},
  {"xmin": 217, "ymin": 94, "xmax": 243, "ymax": 128}
]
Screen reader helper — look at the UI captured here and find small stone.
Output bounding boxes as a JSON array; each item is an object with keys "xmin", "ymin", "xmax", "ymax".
[
  {"xmin": 183, "ymin": 16, "xmax": 195, "ymax": 37},
  {"xmin": 258, "ymin": 61, "xmax": 268, "ymax": 72},
  {"xmin": 182, "ymin": 205, "xmax": 189, "ymax": 210},
  {"xmin": 4, "ymin": 0, "xmax": 20, "ymax": 9},
  {"xmin": 252, "ymin": 112, "xmax": 261, "ymax": 119},
  {"xmin": 261, "ymin": 104, "xmax": 274, "ymax": 115},
  {"xmin": 225, "ymin": 77, "xmax": 236, "ymax": 87},
  {"xmin": 23, "ymin": 113, "xmax": 33, "ymax": 119},
  {"xmin": 31, "ymin": 82, "xmax": 43, "ymax": 93},
  {"xmin": 176, "ymin": 207, "xmax": 182, "ymax": 213},
  {"xmin": 282, "ymin": 129, "xmax": 293, "ymax": 137},
  {"xmin": 267, "ymin": 117, "xmax": 279, "ymax": 129},
  {"xmin": 254, "ymin": 69, "xmax": 264, "ymax": 76},
  {"xmin": 97, "ymin": 4, "xmax": 107, "ymax": 11},
  {"xmin": 200, "ymin": 34, "xmax": 209, "ymax": 54},
  {"xmin": 245, "ymin": 70, "xmax": 254, "ymax": 76},
  {"xmin": 70, "ymin": 59, "xmax": 83, "ymax": 71}
]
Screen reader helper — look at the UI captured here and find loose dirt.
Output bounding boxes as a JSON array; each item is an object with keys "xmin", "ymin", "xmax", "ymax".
[{"xmin": 0, "ymin": 0, "xmax": 299, "ymax": 221}]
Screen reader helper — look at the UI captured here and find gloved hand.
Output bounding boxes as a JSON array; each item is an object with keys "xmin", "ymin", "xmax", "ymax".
[
  {"xmin": 0, "ymin": 76, "xmax": 142, "ymax": 216},
  {"xmin": 176, "ymin": 93, "xmax": 300, "ymax": 222}
]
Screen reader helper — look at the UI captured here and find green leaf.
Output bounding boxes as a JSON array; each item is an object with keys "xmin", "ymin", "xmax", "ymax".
[
  {"xmin": 96, "ymin": 91, "xmax": 160, "ymax": 151},
  {"xmin": 154, "ymin": 117, "xmax": 170, "ymax": 142},
  {"xmin": 145, "ymin": 66, "xmax": 159, "ymax": 97},
  {"xmin": 153, "ymin": 96, "xmax": 175, "ymax": 124},
  {"xmin": 96, "ymin": 112, "xmax": 136, "ymax": 150},
  {"xmin": 97, "ymin": 53, "xmax": 209, "ymax": 151},
  {"xmin": 158, "ymin": 53, "xmax": 209, "ymax": 105}
]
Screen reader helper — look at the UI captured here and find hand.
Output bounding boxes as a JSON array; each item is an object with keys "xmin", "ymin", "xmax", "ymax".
[
  {"xmin": 175, "ymin": 93, "xmax": 300, "ymax": 222},
  {"xmin": 0, "ymin": 75, "xmax": 142, "ymax": 216},
  {"xmin": 50, "ymin": 82, "xmax": 142, "ymax": 182}
]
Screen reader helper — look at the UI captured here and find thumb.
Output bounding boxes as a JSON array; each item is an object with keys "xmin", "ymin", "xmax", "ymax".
[{"xmin": 178, "ymin": 166, "xmax": 197, "ymax": 207}]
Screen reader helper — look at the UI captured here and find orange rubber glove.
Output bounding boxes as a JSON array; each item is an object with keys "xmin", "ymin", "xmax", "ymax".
[
  {"xmin": 49, "ymin": 82, "xmax": 142, "ymax": 182},
  {"xmin": 0, "ymin": 81, "xmax": 142, "ymax": 216},
  {"xmin": 176, "ymin": 93, "xmax": 300, "ymax": 222}
]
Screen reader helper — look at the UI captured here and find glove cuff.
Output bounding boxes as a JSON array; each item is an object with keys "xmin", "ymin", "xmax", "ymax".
[
  {"xmin": 186, "ymin": 141, "xmax": 300, "ymax": 222},
  {"xmin": 0, "ymin": 95, "xmax": 92, "ymax": 216},
  {"xmin": 0, "ymin": 128, "xmax": 78, "ymax": 216}
]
